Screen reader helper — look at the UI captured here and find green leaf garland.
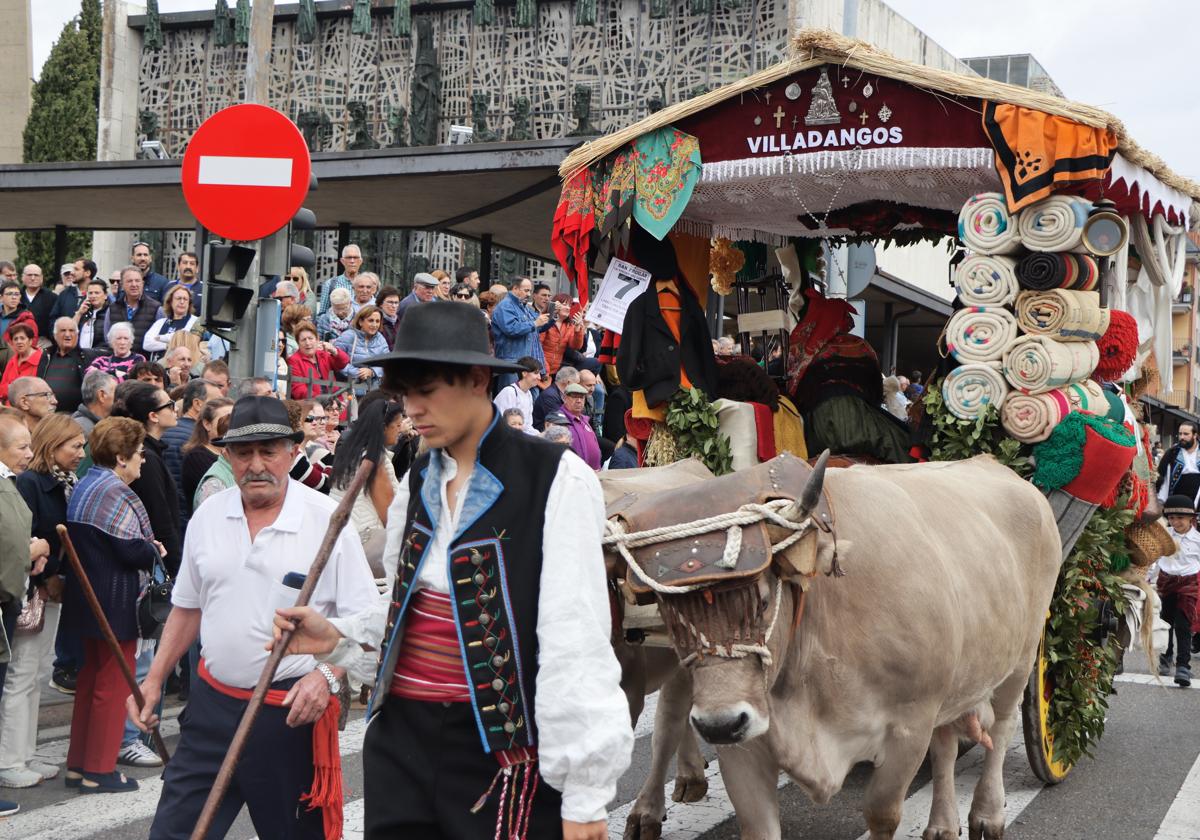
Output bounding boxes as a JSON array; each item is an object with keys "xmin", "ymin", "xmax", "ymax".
[{"xmin": 665, "ymin": 388, "xmax": 733, "ymax": 476}]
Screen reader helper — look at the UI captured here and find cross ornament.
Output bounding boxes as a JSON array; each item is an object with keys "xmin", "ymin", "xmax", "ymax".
[
  {"xmin": 764, "ymin": 91, "xmax": 772, "ymax": 103},
  {"xmin": 792, "ymin": 115, "xmax": 800, "ymax": 129},
  {"xmin": 842, "ymin": 75, "xmax": 850, "ymax": 88},
  {"xmin": 859, "ymin": 112, "xmax": 869, "ymax": 125},
  {"xmin": 773, "ymin": 106, "xmax": 786, "ymax": 129}
]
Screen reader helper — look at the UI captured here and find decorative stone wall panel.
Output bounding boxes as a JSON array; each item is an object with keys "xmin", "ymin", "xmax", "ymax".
[{"xmin": 134, "ymin": 0, "xmax": 793, "ymax": 288}]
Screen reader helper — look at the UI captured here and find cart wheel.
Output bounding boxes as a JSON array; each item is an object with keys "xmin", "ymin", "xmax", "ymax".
[{"xmin": 1021, "ymin": 632, "xmax": 1074, "ymax": 785}]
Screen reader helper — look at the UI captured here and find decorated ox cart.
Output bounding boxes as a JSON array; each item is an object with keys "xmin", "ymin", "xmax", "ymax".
[{"xmin": 552, "ymin": 28, "xmax": 1198, "ymax": 837}]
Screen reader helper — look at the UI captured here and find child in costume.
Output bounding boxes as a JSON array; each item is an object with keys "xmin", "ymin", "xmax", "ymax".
[{"xmin": 1155, "ymin": 495, "xmax": 1200, "ymax": 687}]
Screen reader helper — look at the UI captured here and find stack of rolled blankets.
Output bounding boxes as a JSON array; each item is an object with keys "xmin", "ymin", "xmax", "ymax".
[{"xmin": 944, "ymin": 192, "xmax": 1112, "ymax": 442}]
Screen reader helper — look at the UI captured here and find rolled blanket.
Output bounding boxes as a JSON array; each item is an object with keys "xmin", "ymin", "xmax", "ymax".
[
  {"xmin": 1016, "ymin": 195, "xmax": 1092, "ymax": 252},
  {"xmin": 1002, "ymin": 335, "xmax": 1099, "ymax": 394},
  {"xmin": 1014, "ymin": 289, "xmax": 1110, "ymax": 342},
  {"xmin": 1015, "ymin": 252, "xmax": 1099, "ymax": 292},
  {"xmin": 942, "ymin": 363, "xmax": 1008, "ymax": 420},
  {"xmin": 944, "ymin": 306, "xmax": 1019, "ymax": 364},
  {"xmin": 958, "ymin": 192, "xmax": 1022, "ymax": 255},
  {"xmin": 1000, "ymin": 379, "xmax": 1108, "ymax": 443},
  {"xmin": 955, "ymin": 255, "xmax": 1018, "ymax": 307}
]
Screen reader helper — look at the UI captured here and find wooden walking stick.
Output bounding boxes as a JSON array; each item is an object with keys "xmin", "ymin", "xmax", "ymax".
[
  {"xmin": 190, "ymin": 459, "xmax": 375, "ymax": 840},
  {"xmin": 56, "ymin": 524, "xmax": 172, "ymax": 765}
]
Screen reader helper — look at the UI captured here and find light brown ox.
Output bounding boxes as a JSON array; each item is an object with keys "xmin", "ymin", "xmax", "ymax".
[{"xmin": 611, "ymin": 454, "xmax": 1062, "ymax": 840}]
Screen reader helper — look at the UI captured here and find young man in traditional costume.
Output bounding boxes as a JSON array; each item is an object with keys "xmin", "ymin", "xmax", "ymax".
[
  {"xmin": 270, "ymin": 302, "xmax": 633, "ymax": 839},
  {"xmin": 1156, "ymin": 495, "xmax": 1200, "ymax": 688}
]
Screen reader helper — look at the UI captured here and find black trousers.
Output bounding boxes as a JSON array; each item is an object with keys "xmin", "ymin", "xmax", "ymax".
[
  {"xmin": 149, "ymin": 675, "xmax": 324, "ymax": 840},
  {"xmin": 364, "ymin": 698, "xmax": 563, "ymax": 840},
  {"xmin": 1161, "ymin": 594, "xmax": 1193, "ymax": 670}
]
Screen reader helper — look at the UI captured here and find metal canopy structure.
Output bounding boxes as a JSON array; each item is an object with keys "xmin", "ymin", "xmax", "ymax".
[{"xmin": 0, "ymin": 137, "xmax": 577, "ymax": 261}]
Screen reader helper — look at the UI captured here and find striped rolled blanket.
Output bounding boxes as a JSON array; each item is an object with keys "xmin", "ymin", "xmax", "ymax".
[
  {"xmin": 944, "ymin": 306, "xmax": 1019, "ymax": 364},
  {"xmin": 1000, "ymin": 379, "xmax": 1108, "ymax": 443},
  {"xmin": 956, "ymin": 254, "xmax": 1018, "ymax": 307},
  {"xmin": 958, "ymin": 192, "xmax": 1023, "ymax": 255},
  {"xmin": 942, "ymin": 363, "xmax": 1008, "ymax": 420},
  {"xmin": 1016, "ymin": 195, "xmax": 1092, "ymax": 252},
  {"xmin": 1015, "ymin": 252, "xmax": 1099, "ymax": 291},
  {"xmin": 1002, "ymin": 335, "xmax": 1099, "ymax": 394},
  {"xmin": 1014, "ymin": 289, "xmax": 1110, "ymax": 341}
]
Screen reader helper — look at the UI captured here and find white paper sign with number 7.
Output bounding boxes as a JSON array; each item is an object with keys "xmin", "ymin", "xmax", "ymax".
[{"xmin": 586, "ymin": 259, "xmax": 653, "ymax": 334}]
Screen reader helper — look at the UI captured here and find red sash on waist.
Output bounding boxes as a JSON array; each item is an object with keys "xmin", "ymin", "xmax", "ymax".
[
  {"xmin": 390, "ymin": 588, "xmax": 471, "ymax": 703},
  {"xmin": 198, "ymin": 659, "xmax": 342, "ymax": 840}
]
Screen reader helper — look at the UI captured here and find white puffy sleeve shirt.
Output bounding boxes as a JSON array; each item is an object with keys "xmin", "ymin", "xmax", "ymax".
[{"xmin": 325, "ymin": 450, "xmax": 633, "ymax": 823}]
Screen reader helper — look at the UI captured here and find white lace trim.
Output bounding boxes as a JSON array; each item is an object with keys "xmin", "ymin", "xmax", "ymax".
[{"xmin": 679, "ymin": 146, "xmax": 1001, "ymax": 242}]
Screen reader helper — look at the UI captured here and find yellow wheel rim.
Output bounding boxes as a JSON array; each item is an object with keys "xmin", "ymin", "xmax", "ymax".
[{"xmin": 1033, "ymin": 634, "xmax": 1073, "ymax": 782}]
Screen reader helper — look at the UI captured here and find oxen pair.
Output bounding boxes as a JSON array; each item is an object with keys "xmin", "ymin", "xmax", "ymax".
[{"xmin": 601, "ymin": 453, "xmax": 1062, "ymax": 840}]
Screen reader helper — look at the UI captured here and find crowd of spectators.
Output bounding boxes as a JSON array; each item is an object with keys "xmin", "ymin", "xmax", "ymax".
[{"xmin": 0, "ymin": 241, "xmax": 633, "ymax": 812}]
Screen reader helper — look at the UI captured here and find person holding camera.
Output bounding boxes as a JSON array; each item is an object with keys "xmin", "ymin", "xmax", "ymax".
[
  {"xmin": 540, "ymin": 293, "xmax": 586, "ymax": 380},
  {"xmin": 74, "ymin": 279, "xmax": 111, "ymax": 351}
]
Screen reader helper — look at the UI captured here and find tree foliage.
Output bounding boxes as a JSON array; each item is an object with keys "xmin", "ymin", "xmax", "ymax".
[{"xmin": 17, "ymin": 2, "xmax": 101, "ymax": 271}]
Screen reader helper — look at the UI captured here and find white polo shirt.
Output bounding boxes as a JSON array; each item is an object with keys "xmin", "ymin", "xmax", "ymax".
[{"xmin": 173, "ymin": 478, "xmax": 379, "ymax": 688}]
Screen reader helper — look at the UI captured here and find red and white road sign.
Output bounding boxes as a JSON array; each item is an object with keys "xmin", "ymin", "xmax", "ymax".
[{"xmin": 181, "ymin": 104, "xmax": 312, "ymax": 242}]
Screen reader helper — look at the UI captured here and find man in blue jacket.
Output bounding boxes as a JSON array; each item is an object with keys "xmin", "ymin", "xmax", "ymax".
[{"xmin": 490, "ymin": 277, "xmax": 550, "ymax": 388}]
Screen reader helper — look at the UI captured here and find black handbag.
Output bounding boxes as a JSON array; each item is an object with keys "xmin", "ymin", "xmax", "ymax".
[{"xmin": 137, "ymin": 563, "xmax": 174, "ymax": 640}]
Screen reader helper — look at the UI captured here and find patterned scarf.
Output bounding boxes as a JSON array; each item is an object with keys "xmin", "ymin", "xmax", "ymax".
[
  {"xmin": 66, "ymin": 466, "xmax": 154, "ymax": 542},
  {"xmin": 50, "ymin": 465, "xmax": 79, "ymax": 500}
]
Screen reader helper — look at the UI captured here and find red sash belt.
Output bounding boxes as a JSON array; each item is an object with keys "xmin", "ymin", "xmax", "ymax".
[
  {"xmin": 198, "ymin": 659, "xmax": 342, "ymax": 840},
  {"xmin": 390, "ymin": 589, "xmax": 471, "ymax": 703}
]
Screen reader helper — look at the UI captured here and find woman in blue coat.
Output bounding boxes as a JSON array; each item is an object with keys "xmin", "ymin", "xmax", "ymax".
[{"xmin": 333, "ymin": 304, "xmax": 389, "ymax": 396}]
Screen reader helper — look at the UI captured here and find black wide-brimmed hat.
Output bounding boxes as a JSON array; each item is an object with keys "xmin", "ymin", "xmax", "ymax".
[
  {"xmin": 1164, "ymin": 494, "xmax": 1196, "ymax": 516},
  {"xmin": 213, "ymin": 396, "xmax": 304, "ymax": 446},
  {"xmin": 363, "ymin": 300, "xmax": 524, "ymax": 373}
]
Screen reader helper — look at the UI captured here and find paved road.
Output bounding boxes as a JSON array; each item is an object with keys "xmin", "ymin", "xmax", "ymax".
[{"xmin": 3, "ymin": 666, "xmax": 1198, "ymax": 839}]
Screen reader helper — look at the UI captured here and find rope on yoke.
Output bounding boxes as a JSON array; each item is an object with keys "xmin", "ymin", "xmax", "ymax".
[{"xmin": 602, "ymin": 498, "xmax": 815, "ymax": 595}]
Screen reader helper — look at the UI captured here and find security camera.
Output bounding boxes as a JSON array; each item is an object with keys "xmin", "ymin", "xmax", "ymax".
[{"xmin": 140, "ymin": 140, "xmax": 168, "ymax": 160}]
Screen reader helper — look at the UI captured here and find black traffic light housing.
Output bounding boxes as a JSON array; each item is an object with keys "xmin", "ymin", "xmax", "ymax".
[
  {"xmin": 203, "ymin": 243, "xmax": 256, "ymax": 331},
  {"xmin": 260, "ymin": 173, "xmax": 318, "ymax": 277}
]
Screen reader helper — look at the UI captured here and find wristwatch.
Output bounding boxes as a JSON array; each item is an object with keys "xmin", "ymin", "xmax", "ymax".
[{"xmin": 316, "ymin": 662, "xmax": 342, "ymax": 695}]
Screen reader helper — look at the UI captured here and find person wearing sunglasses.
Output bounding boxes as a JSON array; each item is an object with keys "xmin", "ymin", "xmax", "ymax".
[
  {"xmin": 448, "ymin": 282, "xmax": 478, "ymax": 307},
  {"xmin": 287, "ymin": 267, "xmax": 313, "ymax": 306}
]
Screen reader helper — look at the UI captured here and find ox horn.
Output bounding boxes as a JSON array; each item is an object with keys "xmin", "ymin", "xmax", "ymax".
[{"xmin": 785, "ymin": 449, "xmax": 829, "ymax": 522}]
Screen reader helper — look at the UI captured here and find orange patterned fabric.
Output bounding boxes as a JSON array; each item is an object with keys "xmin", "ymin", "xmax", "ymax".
[
  {"xmin": 551, "ymin": 169, "xmax": 597, "ymax": 307},
  {"xmin": 983, "ymin": 102, "xmax": 1117, "ymax": 212}
]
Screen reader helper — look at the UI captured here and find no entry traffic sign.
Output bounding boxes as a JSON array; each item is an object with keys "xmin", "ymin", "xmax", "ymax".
[{"xmin": 181, "ymin": 104, "xmax": 312, "ymax": 242}]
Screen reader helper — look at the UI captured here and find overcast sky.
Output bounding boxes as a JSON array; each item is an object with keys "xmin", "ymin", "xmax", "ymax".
[{"xmin": 31, "ymin": 0, "xmax": 1200, "ymax": 182}]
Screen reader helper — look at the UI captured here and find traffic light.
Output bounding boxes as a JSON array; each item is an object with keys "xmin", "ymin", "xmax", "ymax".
[
  {"xmin": 201, "ymin": 242, "xmax": 256, "ymax": 335},
  {"xmin": 260, "ymin": 172, "xmax": 318, "ymax": 277}
]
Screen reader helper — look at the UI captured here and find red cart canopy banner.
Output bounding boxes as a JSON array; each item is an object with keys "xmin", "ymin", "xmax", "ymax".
[{"xmin": 676, "ymin": 64, "xmax": 989, "ymax": 164}]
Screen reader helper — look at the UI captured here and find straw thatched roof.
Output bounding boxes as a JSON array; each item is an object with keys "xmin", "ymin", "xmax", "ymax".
[{"xmin": 560, "ymin": 29, "xmax": 1200, "ymax": 203}]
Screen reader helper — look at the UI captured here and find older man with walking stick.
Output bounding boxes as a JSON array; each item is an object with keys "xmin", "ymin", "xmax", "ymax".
[{"xmin": 128, "ymin": 396, "xmax": 378, "ymax": 840}]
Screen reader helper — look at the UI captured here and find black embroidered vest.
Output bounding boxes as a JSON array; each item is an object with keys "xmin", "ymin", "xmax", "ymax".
[{"xmin": 368, "ymin": 417, "xmax": 565, "ymax": 755}]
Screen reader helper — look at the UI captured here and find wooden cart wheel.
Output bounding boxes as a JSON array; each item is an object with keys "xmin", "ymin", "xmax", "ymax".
[{"xmin": 1021, "ymin": 631, "xmax": 1074, "ymax": 785}]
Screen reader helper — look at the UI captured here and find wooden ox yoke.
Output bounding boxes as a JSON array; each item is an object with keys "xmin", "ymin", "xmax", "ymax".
[{"xmin": 605, "ymin": 452, "xmax": 835, "ymax": 599}]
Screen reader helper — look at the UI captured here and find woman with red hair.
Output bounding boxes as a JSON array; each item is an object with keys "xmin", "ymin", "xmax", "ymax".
[
  {"xmin": 0, "ymin": 313, "xmax": 42, "ymax": 402},
  {"xmin": 539, "ymin": 292, "xmax": 585, "ymax": 378}
]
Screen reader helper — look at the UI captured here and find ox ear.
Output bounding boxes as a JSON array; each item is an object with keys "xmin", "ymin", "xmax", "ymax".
[{"xmin": 776, "ymin": 530, "xmax": 851, "ymax": 584}]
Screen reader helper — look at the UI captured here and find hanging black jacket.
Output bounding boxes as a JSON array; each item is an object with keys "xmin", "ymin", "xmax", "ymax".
[{"xmin": 616, "ymin": 280, "xmax": 718, "ymax": 407}]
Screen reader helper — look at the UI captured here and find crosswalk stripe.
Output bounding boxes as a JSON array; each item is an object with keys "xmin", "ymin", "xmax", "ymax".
[
  {"xmin": 1153, "ymin": 747, "xmax": 1200, "ymax": 840},
  {"xmin": 4, "ymin": 718, "xmax": 368, "ymax": 840}
]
